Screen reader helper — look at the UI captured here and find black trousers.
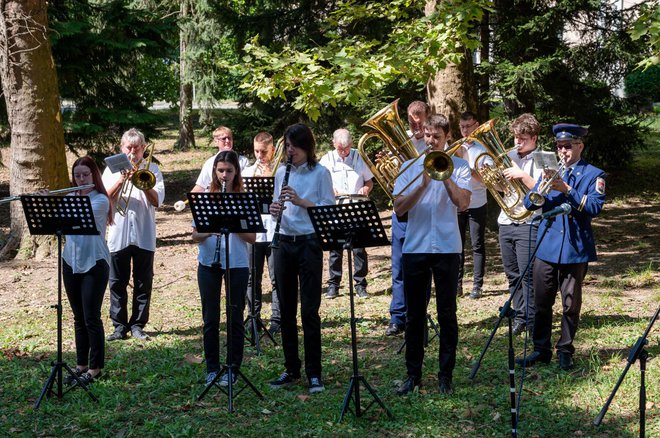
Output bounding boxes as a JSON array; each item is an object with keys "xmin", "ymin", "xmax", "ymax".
[
  {"xmin": 63, "ymin": 260, "xmax": 109, "ymax": 369},
  {"xmin": 402, "ymin": 253, "xmax": 460, "ymax": 380},
  {"xmin": 109, "ymin": 245, "xmax": 154, "ymax": 332},
  {"xmin": 532, "ymin": 259, "xmax": 588, "ymax": 356},
  {"xmin": 499, "ymin": 223, "xmax": 538, "ymax": 326},
  {"xmin": 247, "ymin": 242, "xmax": 280, "ymax": 323},
  {"xmin": 273, "ymin": 238, "xmax": 323, "ymax": 379},
  {"xmin": 327, "ymin": 247, "xmax": 368, "ymax": 288},
  {"xmin": 198, "ymin": 264, "xmax": 249, "ymax": 373},
  {"xmin": 457, "ymin": 204, "xmax": 487, "ymax": 291}
]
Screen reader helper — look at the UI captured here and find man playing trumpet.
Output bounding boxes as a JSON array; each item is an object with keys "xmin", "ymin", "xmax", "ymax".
[
  {"xmin": 393, "ymin": 115, "xmax": 471, "ymax": 396},
  {"xmin": 102, "ymin": 128, "xmax": 165, "ymax": 341}
]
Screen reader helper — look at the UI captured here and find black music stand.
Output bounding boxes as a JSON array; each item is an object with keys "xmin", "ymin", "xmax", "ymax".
[
  {"xmin": 594, "ymin": 304, "xmax": 659, "ymax": 437},
  {"xmin": 308, "ymin": 200, "xmax": 394, "ymax": 421},
  {"xmin": 468, "ymin": 216, "xmax": 555, "ymax": 438},
  {"xmin": 188, "ymin": 191, "xmax": 265, "ymax": 412},
  {"xmin": 22, "ymin": 195, "xmax": 100, "ymax": 409},
  {"xmin": 242, "ymin": 177, "xmax": 277, "ymax": 353}
]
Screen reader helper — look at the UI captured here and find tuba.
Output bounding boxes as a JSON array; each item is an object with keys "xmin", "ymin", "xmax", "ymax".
[
  {"xmin": 468, "ymin": 120, "xmax": 533, "ymax": 222},
  {"xmin": 116, "ymin": 141, "xmax": 157, "ymax": 216},
  {"xmin": 357, "ymin": 99, "xmax": 421, "ymax": 199}
]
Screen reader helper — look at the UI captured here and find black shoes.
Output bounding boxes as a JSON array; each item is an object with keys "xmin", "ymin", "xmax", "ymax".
[
  {"xmin": 385, "ymin": 323, "xmax": 404, "ymax": 336},
  {"xmin": 396, "ymin": 376, "xmax": 421, "ymax": 396},
  {"xmin": 63, "ymin": 367, "xmax": 86, "ymax": 386},
  {"xmin": 75, "ymin": 371, "xmax": 101, "ymax": 387},
  {"xmin": 131, "ymin": 326, "xmax": 150, "ymax": 341},
  {"xmin": 106, "ymin": 329, "xmax": 127, "ymax": 341},
  {"xmin": 325, "ymin": 287, "xmax": 338, "ymax": 299},
  {"xmin": 469, "ymin": 288, "xmax": 482, "ymax": 299},
  {"xmin": 558, "ymin": 352, "xmax": 574, "ymax": 371},
  {"xmin": 268, "ymin": 322, "xmax": 281, "ymax": 336},
  {"xmin": 438, "ymin": 376, "xmax": 453, "ymax": 394},
  {"xmin": 512, "ymin": 322, "xmax": 526, "ymax": 336},
  {"xmin": 355, "ymin": 285, "xmax": 368, "ymax": 299},
  {"xmin": 516, "ymin": 351, "xmax": 552, "ymax": 367},
  {"xmin": 308, "ymin": 377, "xmax": 325, "ymax": 394}
]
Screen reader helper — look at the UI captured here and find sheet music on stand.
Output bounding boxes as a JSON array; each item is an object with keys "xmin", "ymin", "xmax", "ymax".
[
  {"xmin": 186, "ymin": 192, "xmax": 266, "ymax": 234},
  {"xmin": 532, "ymin": 150, "xmax": 559, "ymax": 170},
  {"xmin": 308, "ymin": 200, "xmax": 389, "ymax": 251},
  {"xmin": 103, "ymin": 153, "xmax": 133, "ymax": 174},
  {"xmin": 243, "ymin": 176, "xmax": 274, "ymax": 215},
  {"xmin": 21, "ymin": 195, "xmax": 98, "ymax": 236}
]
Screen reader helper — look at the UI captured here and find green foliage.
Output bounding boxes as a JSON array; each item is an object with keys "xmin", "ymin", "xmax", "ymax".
[
  {"xmin": 49, "ymin": 0, "xmax": 178, "ymax": 152},
  {"xmin": 629, "ymin": 2, "xmax": 660, "ymax": 70},
  {"xmin": 625, "ymin": 64, "xmax": 660, "ymax": 104},
  {"xmin": 237, "ymin": 0, "xmax": 490, "ymax": 120}
]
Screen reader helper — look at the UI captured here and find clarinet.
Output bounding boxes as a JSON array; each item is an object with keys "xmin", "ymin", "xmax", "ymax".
[
  {"xmin": 211, "ymin": 181, "xmax": 227, "ymax": 267},
  {"xmin": 270, "ymin": 156, "xmax": 293, "ymax": 249}
]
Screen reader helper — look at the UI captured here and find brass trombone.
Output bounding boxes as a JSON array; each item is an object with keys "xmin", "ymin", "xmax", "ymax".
[{"xmin": 116, "ymin": 142, "xmax": 157, "ymax": 216}]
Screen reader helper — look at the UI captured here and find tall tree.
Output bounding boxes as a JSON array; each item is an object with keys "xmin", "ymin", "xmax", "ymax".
[
  {"xmin": 175, "ymin": 0, "xmax": 195, "ymax": 150},
  {"xmin": 0, "ymin": 0, "xmax": 69, "ymax": 258}
]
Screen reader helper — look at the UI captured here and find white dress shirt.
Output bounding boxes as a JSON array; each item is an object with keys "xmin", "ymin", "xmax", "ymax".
[
  {"xmin": 394, "ymin": 156, "xmax": 471, "ymax": 254},
  {"xmin": 461, "ymin": 141, "xmax": 489, "ymax": 209},
  {"xmin": 272, "ymin": 161, "xmax": 335, "ymax": 236},
  {"xmin": 196, "ymin": 152, "xmax": 250, "ymax": 191},
  {"xmin": 242, "ymin": 163, "xmax": 275, "ymax": 243},
  {"xmin": 498, "ymin": 150, "xmax": 543, "ymax": 225},
  {"xmin": 319, "ymin": 149, "xmax": 373, "ymax": 195},
  {"xmin": 102, "ymin": 162, "xmax": 165, "ymax": 252},
  {"xmin": 63, "ymin": 190, "xmax": 111, "ymax": 273},
  {"xmin": 195, "ymin": 227, "xmax": 250, "ymax": 269}
]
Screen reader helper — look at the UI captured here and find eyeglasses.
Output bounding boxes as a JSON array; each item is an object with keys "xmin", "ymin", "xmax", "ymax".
[
  {"xmin": 73, "ymin": 172, "xmax": 92, "ymax": 179},
  {"xmin": 555, "ymin": 143, "xmax": 574, "ymax": 150},
  {"xmin": 459, "ymin": 121, "xmax": 478, "ymax": 130},
  {"xmin": 214, "ymin": 136, "xmax": 232, "ymax": 142}
]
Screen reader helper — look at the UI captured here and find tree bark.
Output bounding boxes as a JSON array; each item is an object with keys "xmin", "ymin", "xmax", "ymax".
[
  {"xmin": 175, "ymin": 0, "xmax": 195, "ymax": 150},
  {"xmin": 0, "ymin": 0, "xmax": 68, "ymax": 259},
  {"xmin": 424, "ymin": 0, "xmax": 478, "ymax": 141}
]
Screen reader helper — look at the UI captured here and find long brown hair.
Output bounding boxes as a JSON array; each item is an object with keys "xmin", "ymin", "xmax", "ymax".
[
  {"xmin": 210, "ymin": 151, "xmax": 244, "ymax": 193},
  {"xmin": 71, "ymin": 156, "xmax": 114, "ymax": 225}
]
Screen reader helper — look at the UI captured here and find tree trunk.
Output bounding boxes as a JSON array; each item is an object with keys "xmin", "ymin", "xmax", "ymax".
[
  {"xmin": 424, "ymin": 0, "xmax": 478, "ymax": 142},
  {"xmin": 0, "ymin": 0, "xmax": 68, "ymax": 259},
  {"xmin": 477, "ymin": 11, "xmax": 490, "ymax": 123},
  {"xmin": 175, "ymin": 0, "xmax": 195, "ymax": 150}
]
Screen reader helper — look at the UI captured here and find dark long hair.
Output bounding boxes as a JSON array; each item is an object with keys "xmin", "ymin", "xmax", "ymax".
[
  {"xmin": 284, "ymin": 123, "xmax": 317, "ymax": 168},
  {"xmin": 210, "ymin": 150, "xmax": 244, "ymax": 192},
  {"xmin": 71, "ymin": 156, "xmax": 113, "ymax": 224}
]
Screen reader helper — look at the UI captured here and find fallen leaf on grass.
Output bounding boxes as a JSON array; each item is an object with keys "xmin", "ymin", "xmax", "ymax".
[
  {"xmin": 183, "ymin": 353, "xmax": 203, "ymax": 364},
  {"xmin": 491, "ymin": 411, "xmax": 501, "ymax": 421},
  {"xmin": 261, "ymin": 408, "xmax": 273, "ymax": 415},
  {"xmin": 297, "ymin": 394, "xmax": 310, "ymax": 402}
]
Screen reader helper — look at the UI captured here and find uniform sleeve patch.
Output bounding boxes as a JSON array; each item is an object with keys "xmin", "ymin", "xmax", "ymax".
[{"xmin": 596, "ymin": 177, "xmax": 606, "ymax": 195}]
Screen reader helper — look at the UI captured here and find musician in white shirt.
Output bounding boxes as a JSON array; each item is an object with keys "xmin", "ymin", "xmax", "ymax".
[
  {"xmin": 192, "ymin": 126, "xmax": 250, "ymax": 193},
  {"xmin": 393, "ymin": 114, "xmax": 471, "ymax": 396},
  {"xmin": 319, "ymin": 128, "xmax": 373, "ymax": 299}
]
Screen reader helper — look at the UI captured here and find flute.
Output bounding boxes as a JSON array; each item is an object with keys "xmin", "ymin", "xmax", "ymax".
[
  {"xmin": 270, "ymin": 156, "xmax": 293, "ymax": 249},
  {"xmin": 0, "ymin": 184, "xmax": 96, "ymax": 205},
  {"xmin": 211, "ymin": 181, "xmax": 227, "ymax": 267}
]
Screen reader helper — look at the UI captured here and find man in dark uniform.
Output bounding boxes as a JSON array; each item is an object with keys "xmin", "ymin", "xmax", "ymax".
[{"xmin": 516, "ymin": 123, "xmax": 606, "ymax": 371}]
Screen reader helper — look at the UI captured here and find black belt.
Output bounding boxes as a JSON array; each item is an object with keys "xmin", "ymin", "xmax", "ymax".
[{"xmin": 275, "ymin": 232, "xmax": 317, "ymax": 243}]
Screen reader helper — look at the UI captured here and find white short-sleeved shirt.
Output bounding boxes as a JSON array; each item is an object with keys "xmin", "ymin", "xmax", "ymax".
[
  {"xmin": 272, "ymin": 161, "xmax": 335, "ymax": 236},
  {"xmin": 196, "ymin": 152, "xmax": 250, "ymax": 191},
  {"xmin": 319, "ymin": 149, "xmax": 373, "ymax": 196},
  {"xmin": 242, "ymin": 163, "xmax": 275, "ymax": 243},
  {"xmin": 63, "ymin": 190, "xmax": 111, "ymax": 273},
  {"xmin": 394, "ymin": 156, "xmax": 472, "ymax": 254},
  {"xmin": 194, "ymin": 227, "xmax": 250, "ymax": 269},
  {"xmin": 498, "ymin": 150, "xmax": 543, "ymax": 225},
  {"xmin": 461, "ymin": 141, "xmax": 489, "ymax": 208},
  {"xmin": 102, "ymin": 162, "xmax": 165, "ymax": 253},
  {"xmin": 408, "ymin": 132, "xmax": 428, "ymax": 154}
]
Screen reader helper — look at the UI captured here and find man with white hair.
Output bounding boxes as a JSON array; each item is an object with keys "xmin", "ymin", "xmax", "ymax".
[{"xmin": 319, "ymin": 128, "xmax": 374, "ymax": 299}]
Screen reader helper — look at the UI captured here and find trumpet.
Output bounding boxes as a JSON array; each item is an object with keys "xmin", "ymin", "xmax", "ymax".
[
  {"xmin": 116, "ymin": 142, "xmax": 157, "ymax": 216},
  {"xmin": 528, "ymin": 160, "xmax": 567, "ymax": 207},
  {"xmin": 0, "ymin": 184, "xmax": 96, "ymax": 205}
]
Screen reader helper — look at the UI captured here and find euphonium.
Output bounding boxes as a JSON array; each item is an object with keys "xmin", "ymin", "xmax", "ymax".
[
  {"xmin": 116, "ymin": 141, "xmax": 157, "ymax": 216},
  {"xmin": 468, "ymin": 120, "xmax": 533, "ymax": 222},
  {"xmin": 357, "ymin": 99, "xmax": 421, "ymax": 199}
]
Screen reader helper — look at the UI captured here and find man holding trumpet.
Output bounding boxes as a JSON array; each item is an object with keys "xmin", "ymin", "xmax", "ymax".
[
  {"xmin": 393, "ymin": 115, "xmax": 471, "ymax": 396},
  {"xmin": 102, "ymin": 128, "xmax": 165, "ymax": 341}
]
